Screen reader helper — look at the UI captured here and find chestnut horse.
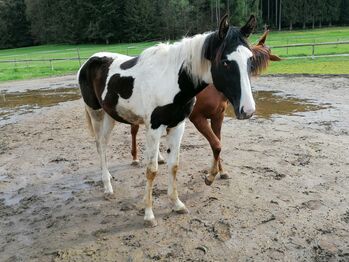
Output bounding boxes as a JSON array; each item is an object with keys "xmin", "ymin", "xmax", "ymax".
[{"xmin": 130, "ymin": 30, "xmax": 281, "ymax": 184}]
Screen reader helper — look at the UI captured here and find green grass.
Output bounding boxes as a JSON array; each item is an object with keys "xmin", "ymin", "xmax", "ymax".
[
  {"xmin": 267, "ymin": 56, "xmax": 349, "ymax": 74},
  {"xmin": 0, "ymin": 27, "xmax": 348, "ymax": 82}
]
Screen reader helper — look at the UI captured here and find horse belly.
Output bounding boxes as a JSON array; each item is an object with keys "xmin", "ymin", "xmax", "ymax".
[{"xmin": 115, "ymin": 98, "xmax": 145, "ymax": 125}]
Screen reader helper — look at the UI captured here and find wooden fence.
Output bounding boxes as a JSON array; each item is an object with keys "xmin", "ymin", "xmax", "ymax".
[
  {"xmin": 270, "ymin": 41, "xmax": 349, "ymax": 58},
  {"xmin": 0, "ymin": 41, "xmax": 348, "ymax": 71}
]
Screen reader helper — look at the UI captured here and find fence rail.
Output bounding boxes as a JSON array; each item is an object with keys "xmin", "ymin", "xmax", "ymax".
[
  {"xmin": 270, "ymin": 41, "xmax": 349, "ymax": 48},
  {"xmin": 0, "ymin": 41, "xmax": 348, "ymax": 67},
  {"xmin": 270, "ymin": 40, "xmax": 349, "ymax": 57}
]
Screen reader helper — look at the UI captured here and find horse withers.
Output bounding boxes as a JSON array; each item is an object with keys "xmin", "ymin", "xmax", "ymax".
[
  {"xmin": 130, "ymin": 30, "xmax": 281, "ymax": 185},
  {"xmin": 78, "ymin": 15, "xmax": 257, "ymax": 227}
]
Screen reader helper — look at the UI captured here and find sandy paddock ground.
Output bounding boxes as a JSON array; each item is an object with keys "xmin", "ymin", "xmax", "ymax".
[{"xmin": 0, "ymin": 75, "xmax": 348, "ymax": 261}]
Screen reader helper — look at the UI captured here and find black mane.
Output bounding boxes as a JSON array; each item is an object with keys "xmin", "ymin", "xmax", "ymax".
[{"xmin": 202, "ymin": 27, "xmax": 251, "ymax": 65}]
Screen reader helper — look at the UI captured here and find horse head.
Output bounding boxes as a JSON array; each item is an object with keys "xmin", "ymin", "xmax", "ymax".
[
  {"xmin": 250, "ymin": 30, "xmax": 282, "ymax": 75},
  {"xmin": 204, "ymin": 15, "xmax": 257, "ymax": 120}
]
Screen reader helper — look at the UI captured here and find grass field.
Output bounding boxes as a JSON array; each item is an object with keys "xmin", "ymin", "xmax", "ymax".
[{"xmin": 0, "ymin": 27, "xmax": 348, "ymax": 82}]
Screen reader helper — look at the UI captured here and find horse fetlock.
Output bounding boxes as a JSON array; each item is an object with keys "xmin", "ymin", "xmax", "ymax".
[
  {"xmin": 131, "ymin": 159, "xmax": 140, "ymax": 166},
  {"xmin": 144, "ymin": 208, "xmax": 157, "ymax": 227},
  {"xmin": 168, "ymin": 190, "xmax": 179, "ymax": 204},
  {"xmin": 103, "ymin": 183, "xmax": 113, "ymax": 194},
  {"xmin": 173, "ymin": 199, "xmax": 188, "ymax": 214},
  {"xmin": 220, "ymin": 172, "xmax": 229, "ymax": 179},
  {"xmin": 204, "ymin": 175, "xmax": 215, "ymax": 186},
  {"xmin": 144, "ymin": 219, "xmax": 158, "ymax": 227},
  {"xmin": 102, "ymin": 175, "xmax": 113, "ymax": 194},
  {"xmin": 158, "ymin": 153, "xmax": 166, "ymax": 164}
]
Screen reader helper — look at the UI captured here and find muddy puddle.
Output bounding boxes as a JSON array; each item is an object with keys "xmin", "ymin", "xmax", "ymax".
[
  {"xmin": 0, "ymin": 88, "xmax": 329, "ymax": 125},
  {"xmin": 226, "ymin": 90, "xmax": 328, "ymax": 119},
  {"xmin": 0, "ymin": 87, "xmax": 81, "ymax": 124}
]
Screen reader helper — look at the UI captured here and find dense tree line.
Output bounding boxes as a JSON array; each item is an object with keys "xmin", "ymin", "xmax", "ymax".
[{"xmin": 0, "ymin": 0, "xmax": 348, "ymax": 49}]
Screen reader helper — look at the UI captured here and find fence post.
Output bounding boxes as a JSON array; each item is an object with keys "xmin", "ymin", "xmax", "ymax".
[
  {"xmin": 49, "ymin": 60, "xmax": 54, "ymax": 71},
  {"xmin": 77, "ymin": 48, "xmax": 81, "ymax": 67},
  {"xmin": 286, "ymin": 39, "xmax": 289, "ymax": 55}
]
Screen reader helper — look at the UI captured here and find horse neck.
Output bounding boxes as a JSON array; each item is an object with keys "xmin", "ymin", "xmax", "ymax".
[{"xmin": 177, "ymin": 33, "xmax": 212, "ymax": 86}]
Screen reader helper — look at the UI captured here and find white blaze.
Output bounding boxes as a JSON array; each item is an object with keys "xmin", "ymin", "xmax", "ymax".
[{"xmin": 226, "ymin": 45, "xmax": 255, "ymax": 115}]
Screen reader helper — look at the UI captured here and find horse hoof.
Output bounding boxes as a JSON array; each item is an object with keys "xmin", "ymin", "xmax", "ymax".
[
  {"xmin": 104, "ymin": 193, "xmax": 116, "ymax": 200},
  {"xmin": 158, "ymin": 159, "xmax": 166, "ymax": 165},
  {"xmin": 204, "ymin": 176, "xmax": 213, "ymax": 186},
  {"xmin": 220, "ymin": 173, "xmax": 229, "ymax": 179},
  {"xmin": 175, "ymin": 207, "xmax": 189, "ymax": 214},
  {"xmin": 131, "ymin": 160, "xmax": 140, "ymax": 166},
  {"xmin": 144, "ymin": 219, "xmax": 158, "ymax": 228}
]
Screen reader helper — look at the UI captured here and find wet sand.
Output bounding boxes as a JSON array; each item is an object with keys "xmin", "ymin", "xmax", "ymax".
[{"xmin": 0, "ymin": 75, "xmax": 348, "ymax": 261}]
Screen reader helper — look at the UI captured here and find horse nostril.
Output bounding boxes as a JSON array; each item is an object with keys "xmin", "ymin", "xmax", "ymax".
[{"xmin": 241, "ymin": 106, "xmax": 255, "ymax": 116}]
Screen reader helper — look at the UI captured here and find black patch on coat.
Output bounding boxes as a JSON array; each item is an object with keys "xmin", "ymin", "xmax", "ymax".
[
  {"xmin": 120, "ymin": 56, "xmax": 139, "ymax": 70},
  {"xmin": 78, "ymin": 56, "xmax": 113, "ymax": 110},
  {"xmin": 150, "ymin": 67, "xmax": 207, "ymax": 129},
  {"xmin": 102, "ymin": 74, "xmax": 135, "ymax": 124}
]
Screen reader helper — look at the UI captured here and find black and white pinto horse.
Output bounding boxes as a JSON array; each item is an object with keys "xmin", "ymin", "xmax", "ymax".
[{"xmin": 78, "ymin": 15, "xmax": 256, "ymax": 227}]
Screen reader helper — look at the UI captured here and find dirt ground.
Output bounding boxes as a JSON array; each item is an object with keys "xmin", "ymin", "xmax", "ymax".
[{"xmin": 0, "ymin": 75, "xmax": 348, "ymax": 262}]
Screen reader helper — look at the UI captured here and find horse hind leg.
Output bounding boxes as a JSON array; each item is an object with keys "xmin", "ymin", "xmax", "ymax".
[
  {"xmin": 158, "ymin": 151, "xmax": 165, "ymax": 164},
  {"xmin": 131, "ymin": 124, "xmax": 140, "ymax": 165},
  {"xmin": 166, "ymin": 122, "xmax": 188, "ymax": 214},
  {"xmin": 191, "ymin": 116, "xmax": 221, "ymax": 185},
  {"xmin": 211, "ymin": 114, "xmax": 229, "ymax": 179},
  {"xmin": 85, "ymin": 105, "xmax": 115, "ymax": 196}
]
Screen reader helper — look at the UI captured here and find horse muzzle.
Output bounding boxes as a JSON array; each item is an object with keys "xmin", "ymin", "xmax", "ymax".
[{"xmin": 236, "ymin": 107, "xmax": 254, "ymax": 120}]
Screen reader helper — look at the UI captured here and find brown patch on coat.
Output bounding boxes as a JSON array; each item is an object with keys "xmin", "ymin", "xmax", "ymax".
[
  {"xmin": 172, "ymin": 165, "xmax": 178, "ymax": 176},
  {"xmin": 146, "ymin": 168, "xmax": 157, "ymax": 180},
  {"xmin": 102, "ymin": 74, "xmax": 135, "ymax": 124},
  {"xmin": 79, "ymin": 56, "xmax": 113, "ymax": 110}
]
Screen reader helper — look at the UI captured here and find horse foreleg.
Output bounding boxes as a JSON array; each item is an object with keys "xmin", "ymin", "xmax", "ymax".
[
  {"xmin": 131, "ymin": 124, "xmax": 140, "ymax": 165},
  {"xmin": 166, "ymin": 122, "xmax": 188, "ymax": 214},
  {"xmin": 191, "ymin": 116, "xmax": 221, "ymax": 186},
  {"xmin": 86, "ymin": 106, "xmax": 115, "ymax": 196},
  {"xmin": 143, "ymin": 126, "xmax": 165, "ymax": 227},
  {"xmin": 211, "ymin": 113, "xmax": 228, "ymax": 179}
]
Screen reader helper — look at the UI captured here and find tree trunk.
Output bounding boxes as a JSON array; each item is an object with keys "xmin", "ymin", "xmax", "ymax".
[
  {"xmin": 289, "ymin": 21, "xmax": 292, "ymax": 30},
  {"xmin": 278, "ymin": 0, "xmax": 282, "ymax": 31},
  {"xmin": 312, "ymin": 16, "xmax": 315, "ymax": 29},
  {"xmin": 275, "ymin": 0, "xmax": 278, "ymax": 27}
]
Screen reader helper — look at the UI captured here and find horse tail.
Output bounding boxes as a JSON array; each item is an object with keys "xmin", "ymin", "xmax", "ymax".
[{"xmin": 84, "ymin": 106, "xmax": 95, "ymax": 137}]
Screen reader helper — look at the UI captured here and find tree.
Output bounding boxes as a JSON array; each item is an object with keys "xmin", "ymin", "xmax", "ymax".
[{"xmin": 0, "ymin": 0, "xmax": 31, "ymax": 48}]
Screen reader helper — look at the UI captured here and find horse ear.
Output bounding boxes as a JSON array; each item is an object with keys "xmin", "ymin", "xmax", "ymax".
[
  {"xmin": 241, "ymin": 15, "xmax": 257, "ymax": 38},
  {"xmin": 269, "ymin": 54, "xmax": 282, "ymax": 61},
  {"xmin": 218, "ymin": 14, "xmax": 229, "ymax": 39},
  {"xmin": 257, "ymin": 30, "xmax": 269, "ymax": 46}
]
